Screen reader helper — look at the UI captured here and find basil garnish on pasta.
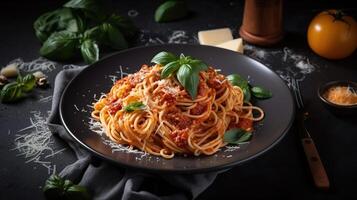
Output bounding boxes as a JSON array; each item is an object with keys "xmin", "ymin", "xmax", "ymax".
[
  {"xmin": 151, "ymin": 51, "xmax": 208, "ymax": 99},
  {"xmin": 124, "ymin": 101, "xmax": 146, "ymax": 112},
  {"xmin": 251, "ymin": 86, "xmax": 273, "ymax": 99},
  {"xmin": 223, "ymin": 128, "xmax": 252, "ymax": 144},
  {"xmin": 227, "ymin": 74, "xmax": 251, "ymax": 102}
]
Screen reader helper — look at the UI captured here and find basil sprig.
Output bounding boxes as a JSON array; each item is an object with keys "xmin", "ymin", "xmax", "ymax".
[
  {"xmin": 43, "ymin": 174, "xmax": 90, "ymax": 200},
  {"xmin": 227, "ymin": 74, "xmax": 272, "ymax": 101},
  {"xmin": 0, "ymin": 74, "xmax": 36, "ymax": 103},
  {"xmin": 124, "ymin": 101, "xmax": 146, "ymax": 112},
  {"xmin": 34, "ymin": 8, "xmax": 85, "ymax": 43},
  {"xmin": 223, "ymin": 128, "xmax": 252, "ymax": 144},
  {"xmin": 151, "ymin": 51, "xmax": 208, "ymax": 99},
  {"xmin": 34, "ymin": 0, "xmax": 137, "ymax": 64},
  {"xmin": 40, "ymin": 31, "xmax": 80, "ymax": 61}
]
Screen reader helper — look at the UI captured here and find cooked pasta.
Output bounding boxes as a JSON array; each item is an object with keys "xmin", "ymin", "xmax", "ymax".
[{"xmin": 91, "ymin": 64, "xmax": 264, "ymax": 159}]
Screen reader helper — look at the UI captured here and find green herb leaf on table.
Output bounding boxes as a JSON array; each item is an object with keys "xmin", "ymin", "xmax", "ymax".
[
  {"xmin": 64, "ymin": 0, "xmax": 106, "ymax": 22},
  {"xmin": 0, "ymin": 82, "xmax": 23, "ymax": 103},
  {"xmin": 65, "ymin": 11, "xmax": 87, "ymax": 33},
  {"xmin": 107, "ymin": 14, "xmax": 138, "ymax": 39},
  {"xmin": 66, "ymin": 184, "xmax": 91, "ymax": 200},
  {"xmin": 223, "ymin": 128, "xmax": 252, "ymax": 144},
  {"xmin": 43, "ymin": 174, "xmax": 90, "ymax": 200},
  {"xmin": 100, "ymin": 23, "xmax": 128, "ymax": 50},
  {"xmin": 34, "ymin": 0, "xmax": 137, "ymax": 63},
  {"xmin": 80, "ymin": 39, "xmax": 99, "ymax": 64},
  {"xmin": 124, "ymin": 102, "xmax": 146, "ymax": 112},
  {"xmin": 83, "ymin": 25, "xmax": 104, "ymax": 41},
  {"xmin": 251, "ymin": 86, "xmax": 272, "ymax": 99},
  {"xmin": 227, "ymin": 74, "xmax": 251, "ymax": 102},
  {"xmin": 155, "ymin": 0, "xmax": 188, "ymax": 23},
  {"xmin": 0, "ymin": 74, "xmax": 37, "ymax": 103},
  {"xmin": 20, "ymin": 74, "xmax": 36, "ymax": 92},
  {"xmin": 40, "ymin": 30, "xmax": 79, "ymax": 61},
  {"xmin": 34, "ymin": 8, "xmax": 84, "ymax": 43}
]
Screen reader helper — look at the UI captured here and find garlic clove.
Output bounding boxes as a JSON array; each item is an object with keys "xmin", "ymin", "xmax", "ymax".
[
  {"xmin": 33, "ymin": 71, "xmax": 46, "ymax": 80},
  {"xmin": 1, "ymin": 63, "xmax": 19, "ymax": 78},
  {"xmin": 37, "ymin": 77, "xmax": 48, "ymax": 88}
]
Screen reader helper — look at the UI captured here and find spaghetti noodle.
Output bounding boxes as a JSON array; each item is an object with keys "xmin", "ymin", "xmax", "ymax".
[{"xmin": 91, "ymin": 64, "xmax": 264, "ymax": 159}]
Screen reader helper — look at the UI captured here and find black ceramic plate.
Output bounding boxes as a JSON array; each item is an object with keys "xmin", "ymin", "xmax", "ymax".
[{"xmin": 60, "ymin": 44, "xmax": 294, "ymax": 173}]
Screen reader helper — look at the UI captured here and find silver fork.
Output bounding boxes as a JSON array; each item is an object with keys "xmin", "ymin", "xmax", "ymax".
[{"xmin": 291, "ymin": 77, "xmax": 330, "ymax": 190}]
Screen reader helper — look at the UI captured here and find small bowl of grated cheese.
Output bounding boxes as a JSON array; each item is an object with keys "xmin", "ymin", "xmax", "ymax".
[{"xmin": 318, "ymin": 80, "xmax": 357, "ymax": 116}]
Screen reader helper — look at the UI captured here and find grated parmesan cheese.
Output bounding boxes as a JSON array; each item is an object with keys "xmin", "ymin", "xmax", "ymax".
[
  {"xmin": 13, "ymin": 111, "xmax": 66, "ymax": 174},
  {"xmin": 324, "ymin": 86, "xmax": 357, "ymax": 106}
]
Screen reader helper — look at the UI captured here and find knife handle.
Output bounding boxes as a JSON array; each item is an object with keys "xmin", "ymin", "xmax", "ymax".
[{"xmin": 301, "ymin": 138, "xmax": 330, "ymax": 190}]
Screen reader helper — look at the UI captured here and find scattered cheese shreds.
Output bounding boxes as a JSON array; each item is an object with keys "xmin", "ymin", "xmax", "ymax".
[
  {"xmin": 168, "ymin": 30, "xmax": 189, "ymax": 44},
  {"xmin": 9, "ymin": 57, "xmax": 56, "ymax": 72},
  {"xmin": 12, "ymin": 111, "xmax": 66, "ymax": 174}
]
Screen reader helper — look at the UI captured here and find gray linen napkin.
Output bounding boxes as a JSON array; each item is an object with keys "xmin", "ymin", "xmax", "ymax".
[{"xmin": 47, "ymin": 68, "xmax": 220, "ymax": 200}]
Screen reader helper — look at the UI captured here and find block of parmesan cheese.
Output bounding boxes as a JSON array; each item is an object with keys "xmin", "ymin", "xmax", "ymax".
[
  {"xmin": 215, "ymin": 38, "xmax": 244, "ymax": 53},
  {"xmin": 198, "ymin": 28, "xmax": 233, "ymax": 45}
]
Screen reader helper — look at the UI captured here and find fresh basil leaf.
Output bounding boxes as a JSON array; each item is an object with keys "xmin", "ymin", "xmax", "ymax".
[
  {"xmin": 83, "ymin": 25, "xmax": 104, "ymax": 41},
  {"xmin": 34, "ymin": 10, "xmax": 58, "ymax": 42},
  {"xmin": 242, "ymin": 87, "xmax": 251, "ymax": 103},
  {"xmin": 124, "ymin": 102, "xmax": 145, "ymax": 112},
  {"xmin": 44, "ymin": 174, "xmax": 90, "ymax": 200},
  {"xmin": 43, "ymin": 174, "xmax": 65, "ymax": 200},
  {"xmin": 81, "ymin": 39, "xmax": 99, "ymax": 64},
  {"xmin": 188, "ymin": 59, "xmax": 208, "ymax": 72},
  {"xmin": 251, "ymin": 86, "xmax": 272, "ymax": 99},
  {"xmin": 227, "ymin": 74, "xmax": 251, "ymax": 102},
  {"xmin": 151, "ymin": 51, "xmax": 178, "ymax": 65},
  {"xmin": 34, "ymin": 8, "xmax": 83, "ymax": 43},
  {"xmin": 84, "ymin": 23, "xmax": 128, "ymax": 50},
  {"xmin": 235, "ymin": 132, "xmax": 252, "ymax": 143},
  {"xmin": 223, "ymin": 128, "xmax": 252, "ymax": 144},
  {"xmin": 21, "ymin": 74, "xmax": 36, "ymax": 92},
  {"xmin": 40, "ymin": 31, "xmax": 79, "ymax": 61},
  {"xmin": 161, "ymin": 61, "xmax": 180, "ymax": 79},
  {"xmin": 101, "ymin": 23, "xmax": 128, "ymax": 50},
  {"xmin": 223, "ymin": 128, "xmax": 244, "ymax": 143},
  {"xmin": 155, "ymin": 0, "xmax": 188, "ymax": 23},
  {"xmin": 64, "ymin": 0, "xmax": 106, "ymax": 21},
  {"xmin": 16, "ymin": 73, "xmax": 23, "ymax": 83},
  {"xmin": 0, "ymin": 82, "xmax": 23, "ymax": 103},
  {"xmin": 65, "ymin": 11, "xmax": 86, "ymax": 33},
  {"xmin": 176, "ymin": 64, "xmax": 199, "ymax": 99},
  {"xmin": 66, "ymin": 184, "xmax": 90, "ymax": 200},
  {"xmin": 107, "ymin": 14, "xmax": 138, "ymax": 39}
]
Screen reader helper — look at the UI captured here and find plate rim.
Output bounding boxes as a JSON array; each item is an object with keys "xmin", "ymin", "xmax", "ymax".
[{"xmin": 59, "ymin": 43, "xmax": 295, "ymax": 173}]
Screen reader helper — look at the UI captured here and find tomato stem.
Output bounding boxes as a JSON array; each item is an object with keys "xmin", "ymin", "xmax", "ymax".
[{"xmin": 328, "ymin": 10, "xmax": 351, "ymax": 27}]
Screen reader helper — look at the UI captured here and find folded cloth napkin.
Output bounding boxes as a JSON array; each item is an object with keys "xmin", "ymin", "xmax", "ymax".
[{"xmin": 47, "ymin": 68, "xmax": 220, "ymax": 200}]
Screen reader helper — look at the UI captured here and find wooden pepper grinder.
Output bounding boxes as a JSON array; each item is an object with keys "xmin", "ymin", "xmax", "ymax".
[{"xmin": 239, "ymin": 0, "xmax": 284, "ymax": 46}]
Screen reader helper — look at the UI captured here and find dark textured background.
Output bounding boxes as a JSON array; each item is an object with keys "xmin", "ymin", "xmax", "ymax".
[{"xmin": 1, "ymin": 0, "xmax": 356, "ymax": 199}]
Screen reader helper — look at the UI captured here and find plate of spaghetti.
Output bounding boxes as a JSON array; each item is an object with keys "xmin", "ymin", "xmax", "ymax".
[{"xmin": 60, "ymin": 44, "xmax": 294, "ymax": 173}]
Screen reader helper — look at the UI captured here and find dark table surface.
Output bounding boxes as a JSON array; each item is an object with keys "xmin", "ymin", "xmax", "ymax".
[{"xmin": 1, "ymin": 0, "xmax": 357, "ymax": 199}]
